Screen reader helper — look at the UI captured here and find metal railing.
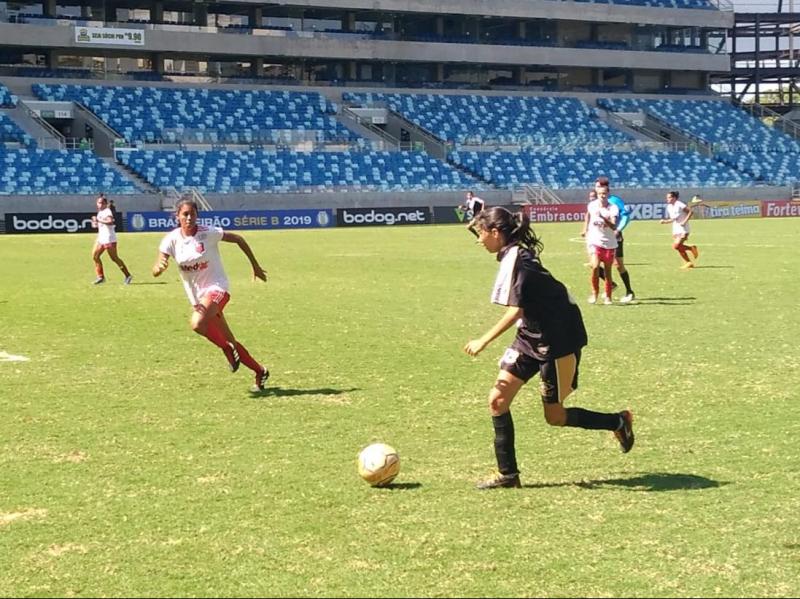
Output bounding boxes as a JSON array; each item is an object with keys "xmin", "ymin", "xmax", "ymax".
[
  {"xmin": 340, "ymin": 106, "xmax": 398, "ymax": 150},
  {"xmin": 162, "ymin": 187, "xmax": 212, "ymax": 211},
  {"xmin": 18, "ymin": 101, "xmax": 65, "ymax": 148},
  {"xmin": 739, "ymin": 102, "xmax": 800, "ymax": 143},
  {"xmin": 513, "ymin": 184, "xmax": 564, "ymax": 205}
]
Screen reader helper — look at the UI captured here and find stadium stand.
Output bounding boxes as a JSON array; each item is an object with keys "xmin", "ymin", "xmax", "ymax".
[
  {"xmin": 0, "ymin": 148, "xmax": 141, "ymax": 195},
  {"xmin": 0, "ymin": 113, "xmax": 35, "ymax": 146},
  {"xmin": 0, "ymin": 83, "xmax": 18, "ymax": 108},
  {"xmin": 449, "ymin": 148, "xmax": 753, "ymax": 189},
  {"xmin": 118, "ymin": 149, "xmax": 482, "ymax": 193},
  {"xmin": 32, "ymin": 84, "xmax": 360, "ymax": 144},
  {"xmin": 344, "ymin": 93, "xmax": 631, "ymax": 146}
]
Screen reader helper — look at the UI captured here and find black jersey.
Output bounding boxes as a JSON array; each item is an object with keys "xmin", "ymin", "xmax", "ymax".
[{"xmin": 491, "ymin": 245, "xmax": 587, "ymax": 361}]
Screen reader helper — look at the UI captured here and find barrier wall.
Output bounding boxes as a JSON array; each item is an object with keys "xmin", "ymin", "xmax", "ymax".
[{"xmin": 3, "ymin": 199, "xmax": 799, "ymax": 234}]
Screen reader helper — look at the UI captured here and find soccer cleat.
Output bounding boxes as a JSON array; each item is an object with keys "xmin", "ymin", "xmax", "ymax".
[
  {"xmin": 223, "ymin": 342, "xmax": 240, "ymax": 373},
  {"xmin": 690, "ymin": 246, "xmax": 699, "ymax": 261},
  {"xmin": 93, "ymin": 277, "xmax": 105, "ymax": 285},
  {"xmin": 476, "ymin": 471, "xmax": 521, "ymax": 489},
  {"xmin": 123, "ymin": 275, "xmax": 133, "ymax": 285},
  {"xmin": 680, "ymin": 262, "xmax": 695, "ymax": 270},
  {"xmin": 253, "ymin": 367, "xmax": 270, "ymax": 391},
  {"xmin": 614, "ymin": 410, "xmax": 635, "ymax": 453},
  {"xmin": 620, "ymin": 293, "xmax": 635, "ymax": 304},
  {"xmin": 603, "ymin": 295, "xmax": 613, "ymax": 305},
  {"xmin": 587, "ymin": 294, "xmax": 597, "ymax": 304}
]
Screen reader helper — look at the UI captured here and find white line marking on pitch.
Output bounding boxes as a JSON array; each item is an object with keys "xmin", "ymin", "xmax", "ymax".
[{"xmin": 0, "ymin": 351, "xmax": 29, "ymax": 362}]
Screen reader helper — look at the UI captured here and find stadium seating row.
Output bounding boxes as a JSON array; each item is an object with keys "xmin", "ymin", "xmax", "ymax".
[
  {"xmin": 344, "ymin": 92, "xmax": 631, "ymax": 146},
  {"xmin": 117, "ymin": 149, "xmax": 481, "ymax": 193},
  {"xmin": 33, "ymin": 84, "xmax": 359, "ymax": 144}
]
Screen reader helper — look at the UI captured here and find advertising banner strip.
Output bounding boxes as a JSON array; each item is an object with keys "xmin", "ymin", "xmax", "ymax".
[
  {"xmin": 762, "ymin": 200, "xmax": 800, "ymax": 218},
  {"xmin": 694, "ymin": 200, "xmax": 762, "ymax": 219},
  {"xmin": 337, "ymin": 207, "xmax": 431, "ymax": 227},
  {"xmin": 5, "ymin": 212, "xmax": 97, "ymax": 234},
  {"xmin": 126, "ymin": 209, "xmax": 335, "ymax": 232}
]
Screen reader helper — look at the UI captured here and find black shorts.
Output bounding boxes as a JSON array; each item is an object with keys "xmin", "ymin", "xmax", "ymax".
[{"xmin": 499, "ymin": 348, "xmax": 581, "ymax": 404}]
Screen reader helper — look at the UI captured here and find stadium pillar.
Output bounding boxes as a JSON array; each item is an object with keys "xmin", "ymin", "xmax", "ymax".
[
  {"xmin": 348, "ymin": 60, "xmax": 357, "ymax": 81},
  {"xmin": 436, "ymin": 63, "xmax": 444, "ymax": 82},
  {"xmin": 250, "ymin": 6, "xmax": 262, "ymax": 28},
  {"xmin": 514, "ymin": 66, "xmax": 525, "ymax": 85},
  {"xmin": 43, "ymin": 0, "xmax": 57, "ymax": 18},
  {"xmin": 518, "ymin": 21, "xmax": 526, "ymax": 42},
  {"xmin": 194, "ymin": 3, "xmax": 208, "ymax": 27},
  {"xmin": 436, "ymin": 16, "xmax": 444, "ymax": 36},
  {"xmin": 152, "ymin": 53, "xmax": 165, "ymax": 75},
  {"xmin": 252, "ymin": 57, "xmax": 264, "ymax": 78},
  {"xmin": 343, "ymin": 12, "xmax": 356, "ymax": 33},
  {"xmin": 152, "ymin": 2, "xmax": 163, "ymax": 25},
  {"xmin": 45, "ymin": 49, "xmax": 59, "ymax": 69}
]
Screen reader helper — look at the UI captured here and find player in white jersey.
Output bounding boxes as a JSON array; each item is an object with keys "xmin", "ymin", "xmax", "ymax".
[
  {"xmin": 660, "ymin": 190, "xmax": 700, "ymax": 269},
  {"xmin": 152, "ymin": 198, "xmax": 270, "ymax": 391},
  {"xmin": 581, "ymin": 186, "xmax": 619, "ymax": 304},
  {"xmin": 91, "ymin": 193, "xmax": 132, "ymax": 285}
]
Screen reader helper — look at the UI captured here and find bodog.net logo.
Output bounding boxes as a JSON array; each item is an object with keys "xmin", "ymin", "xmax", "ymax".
[
  {"xmin": 337, "ymin": 207, "xmax": 431, "ymax": 227},
  {"xmin": 6, "ymin": 213, "xmax": 96, "ymax": 234}
]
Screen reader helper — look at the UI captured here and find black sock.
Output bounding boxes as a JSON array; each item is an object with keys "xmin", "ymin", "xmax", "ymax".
[
  {"xmin": 620, "ymin": 271, "xmax": 633, "ymax": 295},
  {"xmin": 597, "ymin": 266, "xmax": 605, "ymax": 281},
  {"xmin": 565, "ymin": 407, "xmax": 621, "ymax": 431},
  {"xmin": 492, "ymin": 412, "xmax": 518, "ymax": 475}
]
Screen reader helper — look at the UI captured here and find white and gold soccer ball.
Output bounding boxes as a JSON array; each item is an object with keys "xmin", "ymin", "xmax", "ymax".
[{"xmin": 357, "ymin": 443, "xmax": 400, "ymax": 487}]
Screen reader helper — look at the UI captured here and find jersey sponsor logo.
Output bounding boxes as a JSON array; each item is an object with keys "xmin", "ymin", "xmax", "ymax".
[
  {"xmin": 195, "ymin": 243, "xmax": 205, "ymax": 253},
  {"xmin": 179, "ymin": 261, "xmax": 209, "ymax": 272}
]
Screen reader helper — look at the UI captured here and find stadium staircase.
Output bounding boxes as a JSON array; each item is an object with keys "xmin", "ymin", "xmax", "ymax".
[
  {"xmin": 5, "ymin": 102, "xmax": 64, "ymax": 149},
  {"xmin": 106, "ymin": 155, "xmax": 159, "ymax": 194}
]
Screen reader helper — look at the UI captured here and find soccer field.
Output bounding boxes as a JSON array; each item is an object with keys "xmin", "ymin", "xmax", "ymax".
[{"xmin": 1, "ymin": 218, "xmax": 799, "ymax": 597}]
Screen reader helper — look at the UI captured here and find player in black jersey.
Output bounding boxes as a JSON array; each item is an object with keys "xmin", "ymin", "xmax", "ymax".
[{"xmin": 463, "ymin": 207, "xmax": 634, "ymax": 489}]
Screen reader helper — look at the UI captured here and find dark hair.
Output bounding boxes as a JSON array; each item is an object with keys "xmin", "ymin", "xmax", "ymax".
[
  {"xmin": 473, "ymin": 206, "xmax": 543, "ymax": 255},
  {"xmin": 668, "ymin": 190, "xmax": 680, "ymax": 199},
  {"xmin": 175, "ymin": 197, "xmax": 199, "ymax": 213},
  {"xmin": 595, "ymin": 176, "xmax": 610, "ymax": 188}
]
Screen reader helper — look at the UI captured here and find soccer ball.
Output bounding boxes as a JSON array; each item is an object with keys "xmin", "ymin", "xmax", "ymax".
[{"xmin": 357, "ymin": 443, "xmax": 400, "ymax": 487}]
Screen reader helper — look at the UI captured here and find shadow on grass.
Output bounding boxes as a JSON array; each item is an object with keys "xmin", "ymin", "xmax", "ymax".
[
  {"xmin": 128, "ymin": 281, "xmax": 168, "ymax": 285},
  {"xmin": 373, "ymin": 482, "xmax": 422, "ymax": 490},
  {"xmin": 633, "ymin": 296, "xmax": 696, "ymax": 306},
  {"xmin": 249, "ymin": 385, "xmax": 359, "ymax": 399},
  {"xmin": 692, "ymin": 265, "xmax": 733, "ymax": 269},
  {"xmin": 524, "ymin": 472, "xmax": 724, "ymax": 492}
]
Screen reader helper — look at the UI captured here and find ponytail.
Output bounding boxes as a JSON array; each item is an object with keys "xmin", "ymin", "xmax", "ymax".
[{"xmin": 473, "ymin": 206, "xmax": 543, "ymax": 256}]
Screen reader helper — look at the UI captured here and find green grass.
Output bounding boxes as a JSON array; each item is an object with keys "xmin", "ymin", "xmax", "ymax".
[{"xmin": 1, "ymin": 218, "xmax": 799, "ymax": 597}]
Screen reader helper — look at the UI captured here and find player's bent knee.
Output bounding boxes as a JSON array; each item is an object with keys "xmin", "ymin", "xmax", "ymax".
[{"xmin": 542, "ymin": 403, "xmax": 567, "ymax": 426}]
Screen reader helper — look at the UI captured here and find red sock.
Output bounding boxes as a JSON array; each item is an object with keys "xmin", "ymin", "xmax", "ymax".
[
  {"xmin": 677, "ymin": 247, "xmax": 690, "ymax": 262},
  {"xmin": 95, "ymin": 264, "xmax": 104, "ymax": 278},
  {"xmin": 235, "ymin": 341, "xmax": 263, "ymax": 373},
  {"xmin": 203, "ymin": 318, "xmax": 230, "ymax": 351}
]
